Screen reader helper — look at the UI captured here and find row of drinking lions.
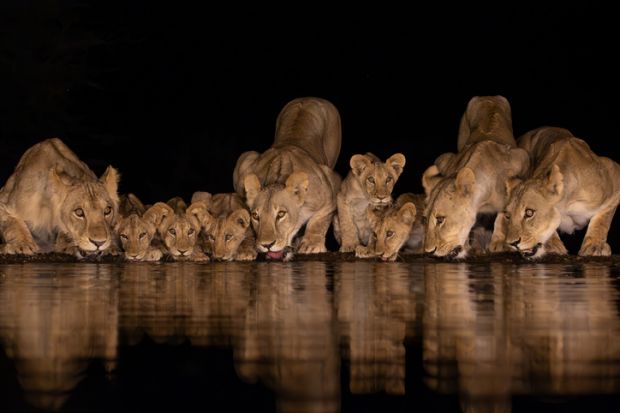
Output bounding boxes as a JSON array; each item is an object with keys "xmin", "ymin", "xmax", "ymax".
[{"xmin": 1, "ymin": 96, "xmax": 619, "ymax": 262}]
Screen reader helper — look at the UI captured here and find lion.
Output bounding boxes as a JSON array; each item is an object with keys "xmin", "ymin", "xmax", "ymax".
[
  {"xmin": 116, "ymin": 194, "xmax": 164, "ymax": 261},
  {"xmin": 233, "ymin": 97, "xmax": 342, "ymax": 260},
  {"xmin": 0, "ymin": 138, "xmax": 120, "ymax": 257},
  {"xmin": 355, "ymin": 193, "xmax": 425, "ymax": 261},
  {"xmin": 504, "ymin": 127, "xmax": 620, "ymax": 258},
  {"xmin": 333, "ymin": 152, "xmax": 406, "ymax": 252},
  {"xmin": 422, "ymin": 96, "xmax": 529, "ymax": 258},
  {"xmin": 190, "ymin": 192, "xmax": 257, "ymax": 261}
]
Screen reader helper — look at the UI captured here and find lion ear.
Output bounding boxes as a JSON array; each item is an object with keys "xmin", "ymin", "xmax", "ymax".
[
  {"xmin": 100, "ymin": 166, "xmax": 120, "ymax": 204},
  {"xmin": 350, "ymin": 154, "xmax": 373, "ymax": 177},
  {"xmin": 187, "ymin": 201, "xmax": 213, "ymax": 230},
  {"xmin": 231, "ymin": 209, "xmax": 250, "ymax": 230},
  {"xmin": 455, "ymin": 167, "xmax": 476, "ymax": 197},
  {"xmin": 244, "ymin": 174, "xmax": 262, "ymax": 206},
  {"xmin": 285, "ymin": 171, "xmax": 309, "ymax": 205},
  {"xmin": 422, "ymin": 165, "xmax": 442, "ymax": 196},
  {"xmin": 386, "ymin": 153, "xmax": 406, "ymax": 177},
  {"xmin": 398, "ymin": 202, "xmax": 417, "ymax": 226},
  {"xmin": 143, "ymin": 202, "xmax": 174, "ymax": 235},
  {"xmin": 545, "ymin": 164, "xmax": 564, "ymax": 199}
]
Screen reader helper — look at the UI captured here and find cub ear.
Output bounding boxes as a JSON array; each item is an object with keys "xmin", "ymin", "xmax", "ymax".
[
  {"xmin": 231, "ymin": 209, "xmax": 250, "ymax": 230},
  {"xmin": 191, "ymin": 191, "xmax": 212, "ymax": 205},
  {"xmin": 100, "ymin": 166, "xmax": 120, "ymax": 204},
  {"xmin": 422, "ymin": 165, "xmax": 442, "ymax": 196},
  {"xmin": 545, "ymin": 164, "xmax": 564, "ymax": 199},
  {"xmin": 187, "ymin": 201, "xmax": 213, "ymax": 230},
  {"xmin": 398, "ymin": 202, "xmax": 417, "ymax": 227},
  {"xmin": 285, "ymin": 171, "xmax": 309, "ymax": 205},
  {"xmin": 505, "ymin": 177, "xmax": 522, "ymax": 198},
  {"xmin": 455, "ymin": 167, "xmax": 476, "ymax": 197},
  {"xmin": 243, "ymin": 174, "xmax": 262, "ymax": 206},
  {"xmin": 386, "ymin": 153, "xmax": 406, "ymax": 176},
  {"xmin": 126, "ymin": 193, "xmax": 146, "ymax": 216},
  {"xmin": 143, "ymin": 202, "xmax": 175, "ymax": 235},
  {"xmin": 350, "ymin": 154, "xmax": 373, "ymax": 177}
]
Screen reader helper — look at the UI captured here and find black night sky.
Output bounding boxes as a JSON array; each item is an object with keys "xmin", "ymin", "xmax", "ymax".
[{"xmin": 0, "ymin": 1, "xmax": 616, "ymax": 251}]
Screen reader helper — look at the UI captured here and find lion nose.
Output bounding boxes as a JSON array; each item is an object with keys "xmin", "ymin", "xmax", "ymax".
[
  {"xmin": 448, "ymin": 245, "xmax": 463, "ymax": 258},
  {"xmin": 178, "ymin": 249, "xmax": 188, "ymax": 255},
  {"xmin": 89, "ymin": 238, "xmax": 105, "ymax": 248},
  {"xmin": 509, "ymin": 238, "xmax": 521, "ymax": 249},
  {"xmin": 262, "ymin": 241, "xmax": 275, "ymax": 250}
]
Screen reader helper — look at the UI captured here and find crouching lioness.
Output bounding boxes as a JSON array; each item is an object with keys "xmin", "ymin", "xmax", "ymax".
[
  {"xmin": 505, "ymin": 127, "xmax": 620, "ymax": 258},
  {"xmin": 233, "ymin": 97, "xmax": 342, "ymax": 260},
  {"xmin": 0, "ymin": 138, "xmax": 120, "ymax": 257}
]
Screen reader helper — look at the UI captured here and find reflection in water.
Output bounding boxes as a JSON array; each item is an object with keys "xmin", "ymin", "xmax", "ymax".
[{"xmin": 0, "ymin": 261, "xmax": 619, "ymax": 412}]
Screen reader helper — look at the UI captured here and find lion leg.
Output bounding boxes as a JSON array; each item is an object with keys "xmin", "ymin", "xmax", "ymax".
[
  {"xmin": 144, "ymin": 247, "xmax": 163, "ymax": 262},
  {"xmin": 235, "ymin": 235, "xmax": 258, "ymax": 261},
  {"xmin": 298, "ymin": 205, "xmax": 335, "ymax": 254},
  {"xmin": 0, "ymin": 206, "xmax": 38, "ymax": 255},
  {"xmin": 579, "ymin": 205, "xmax": 617, "ymax": 256},
  {"xmin": 336, "ymin": 195, "xmax": 360, "ymax": 253},
  {"xmin": 355, "ymin": 232, "xmax": 377, "ymax": 258},
  {"xmin": 488, "ymin": 212, "xmax": 508, "ymax": 253},
  {"xmin": 544, "ymin": 232, "xmax": 568, "ymax": 255}
]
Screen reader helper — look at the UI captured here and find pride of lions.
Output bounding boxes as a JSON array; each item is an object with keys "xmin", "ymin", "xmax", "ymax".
[{"xmin": 2, "ymin": 96, "xmax": 619, "ymax": 262}]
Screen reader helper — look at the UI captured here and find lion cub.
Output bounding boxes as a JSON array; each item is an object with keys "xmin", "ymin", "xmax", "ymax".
[
  {"xmin": 334, "ymin": 153, "xmax": 406, "ymax": 253},
  {"xmin": 116, "ymin": 194, "xmax": 163, "ymax": 261},
  {"xmin": 191, "ymin": 192, "xmax": 257, "ymax": 261},
  {"xmin": 355, "ymin": 193, "xmax": 424, "ymax": 261}
]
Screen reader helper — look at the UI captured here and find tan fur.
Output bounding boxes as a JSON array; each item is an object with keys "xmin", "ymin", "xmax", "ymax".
[
  {"xmin": 355, "ymin": 193, "xmax": 425, "ymax": 261},
  {"xmin": 423, "ymin": 96, "xmax": 528, "ymax": 258},
  {"xmin": 194, "ymin": 192, "xmax": 257, "ymax": 261},
  {"xmin": 116, "ymin": 194, "xmax": 162, "ymax": 261},
  {"xmin": 233, "ymin": 97, "xmax": 342, "ymax": 259},
  {"xmin": 505, "ymin": 129, "xmax": 620, "ymax": 258},
  {"xmin": 334, "ymin": 153, "xmax": 406, "ymax": 252},
  {"xmin": 0, "ymin": 138, "xmax": 120, "ymax": 257}
]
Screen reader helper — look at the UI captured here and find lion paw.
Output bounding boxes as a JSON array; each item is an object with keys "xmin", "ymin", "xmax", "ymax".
[
  {"xmin": 339, "ymin": 244, "xmax": 357, "ymax": 253},
  {"xmin": 191, "ymin": 251, "xmax": 210, "ymax": 262},
  {"xmin": 0, "ymin": 239, "xmax": 38, "ymax": 255},
  {"xmin": 298, "ymin": 240, "xmax": 327, "ymax": 254},
  {"xmin": 488, "ymin": 240, "xmax": 506, "ymax": 253},
  {"xmin": 579, "ymin": 239, "xmax": 611, "ymax": 256},
  {"xmin": 235, "ymin": 249, "xmax": 258, "ymax": 261},
  {"xmin": 355, "ymin": 245, "xmax": 375, "ymax": 258},
  {"xmin": 144, "ymin": 249, "xmax": 163, "ymax": 262}
]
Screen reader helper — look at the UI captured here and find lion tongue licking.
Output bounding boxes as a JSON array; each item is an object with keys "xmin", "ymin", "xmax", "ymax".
[{"xmin": 267, "ymin": 250, "xmax": 285, "ymax": 260}]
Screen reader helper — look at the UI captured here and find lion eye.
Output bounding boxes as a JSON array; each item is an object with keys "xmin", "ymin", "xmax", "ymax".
[
  {"xmin": 251, "ymin": 211, "xmax": 260, "ymax": 221},
  {"xmin": 367, "ymin": 176, "xmax": 375, "ymax": 184},
  {"xmin": 188, "ymin": 228, "xmax": 195, "ymax": 236},
  {"xmin": 525, "ymin": 208, "xmax": 535, "ymax": 218},
  {"xmin": 74, "ymin": 208, "xmax": 85, "ymax": 218},
  {"xmin": 386, "ymin": 230, "xmax": 394, "ymax": 238},
  {"xmin": 168, "ymin": 228, "xmax": 176, "ymax": 236},
  {"xmin": 120, "ymin": 234, "xmax": 128, "ymax": 240},
  {"xmin": 436, "ymin": 216, "xmax": 445, "ymax": 225},
  {"xmin": 277, "ymin": 210, "xmax": 286, "ymax": 219},
  {"xmin": 386, "ymin": 176, "xmax": 393, "ymax": 183},
  {"xmin": 104, "ymin": 206, "xmax": 112, "ymax": 216},
  {"xmin": 225, "ymin": 234, "xmax": 232, "ymax": 242},
  {"xmin": 139, "ymin": 232, "xmax": 147, "ymax": 239}
]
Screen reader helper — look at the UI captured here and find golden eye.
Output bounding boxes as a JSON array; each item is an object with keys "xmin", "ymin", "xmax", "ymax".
[
  {"xmin": 436, "ymin": 216, "xmax": 445, "ymax": 225},
  {"xmin": 74, "ymin": 208, "xmax": 84, "ymax": 218},
  {"xmin": 120, "ymin": 234, "xmax": 128, "ymax": 240},
  {"xmin": 168, "ymin": 228, "xmax": 176, "ymax": 236},
  {"xmin": 386, "ymin": 230, "xmax": 394, "ymax": 238},
  {"xmin": 386, "ymin": 176, "xmax": 393, "ymax": 183},
  {"xmin": 367, "ymin": 176, "xmax": 375, "ymax": 184},
  {"xmin": 188, "ymin": 228, "xmax": 195, "ymax": 235},
  {"xmin": 277, "ymin": 210, "xmax": 286, "ymax": 219},
  {"xmin": 251, "ymin": 211, "xmax": 260, "ymax": 221},
  {"xmin": 139, "ymin": 232, "xmax": 147, "ymax": 239},
  {"xmin": 104, "ymin": 206, "xmax": 112, "ymax": 216},
  {"xmin": 225, "ymin": 234, "xmax": 232, "ymax": 242},
  {"xmin": 525, "ymin": 208, "xmax": 535, "ymax": 218}
]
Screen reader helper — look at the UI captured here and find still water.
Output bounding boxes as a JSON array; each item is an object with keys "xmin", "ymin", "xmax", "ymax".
[{"xmin": 0, "ymin": 261, "xmax": 619, "ymax": 412}]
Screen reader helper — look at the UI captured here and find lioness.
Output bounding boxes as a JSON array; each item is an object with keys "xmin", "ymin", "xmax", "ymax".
[
  {"xmin": 334, "ymin": 152, "xmax": 406, "ymax": 252},
  {"xmin": 233, "ymin": 97, "xmax": 342, "ymax": 260},
  {"xmin": 192, "ymin": 192, "xmax": 257, "ymax": 261},
  {"xmin": 0, "ymin": 138, "xmax": 120, "ymax": 257},
  {"xmin": 355, "ymin": 193, "xmax": 425, "ymax": 261},
  {"xmin": 504, "ymin": 128, "xmax": 620, "ymax": 258},
  {"xmin": 116, "ymin": 194, "xmax": 163, "ymax": 261},
  {"xmin": 422, "ymin": 96, "xmax": 529, "ymax": 258}
]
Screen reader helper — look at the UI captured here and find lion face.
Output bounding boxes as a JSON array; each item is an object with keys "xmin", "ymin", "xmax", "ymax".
[
  {"xmin": 244, "ymin": 172, "xmax": 308, "ymax": 259},
  {"xmin": 143, "ymin": 202, "xmax": 202, "ymax": 260},
  {"xmin": 423, "ymin": 167, "xmax": 477, "ymax": 259},
  {"xmin": 204, "ymin": 209, "xmax": 251, "ymax": 261},
  {"xmin": 53, "ymin": 167, "xmax": 119, "ymax": 255},
  {"xmin": 373, "ymin": 202, "xmax": 417, "ymax": 261},
  {"xmin": 504, "ymin": 165, "xmax": 564, "ymax": 258},
  {"xmin": 117, "ymin": 215, "xmax": 156, "ymax": 260},
  {"xmin": 350, "ymin": 153, "xmax": 406, "ymax": 207}
]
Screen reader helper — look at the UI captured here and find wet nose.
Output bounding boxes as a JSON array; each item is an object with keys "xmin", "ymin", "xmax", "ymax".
[
  {"xmin": 262, "ymin": 241, "xmax": 275, "ymax": 250},
  {"xmin": 89, "ymin": 238, "xmax": 105, "ymax": 248},
  {"xmin": 178, "ymin": 249, "xmax": 187, "ymax": 255},
  {"xmin": 448, "ymin": 245, "xmax": 462, "ymax": 258},
  {"xmin": 509, "ymin": 238, "xmax": 521, "ymax": 249}
]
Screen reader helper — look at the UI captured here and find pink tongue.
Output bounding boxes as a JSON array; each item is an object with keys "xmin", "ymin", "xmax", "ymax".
[{"xmin": 267, "ymin": 251, "xmax": 285, "ymax": 260}]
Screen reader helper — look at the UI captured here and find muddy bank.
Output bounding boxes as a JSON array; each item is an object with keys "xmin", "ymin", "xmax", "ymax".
[{"xmin": 1, "ymin": 252, "xmax": 620, "ymax": 265}]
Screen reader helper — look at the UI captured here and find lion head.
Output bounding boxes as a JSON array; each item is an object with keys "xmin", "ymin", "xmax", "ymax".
[
  {"xmin": 373, "ymin": 202, "xmax": 417, "ymax": 261},
  {"xmin": 145, "ymin": 200, "xmax": 204, "ymax": 260},
  {"xmin": 203, "ymin": 209, "xmax": 252, "ymax": 261},
  {"xmin": 117, "ymin": 214, "xmax": 157, "ymax": 261},
  {"xmin": 422, "ymin": 166, "xmax": 477, "ymax": 258},
  {"xmin": 243, "ymin": 171, "xmax": 309, "ymax": 260},
  {"xmin": 51, "ymin": 166, "xmax": 119, "ymax": 255},
  {"xmin": 349, "ymin": 153, "xmax": 406, "ymax": 207},
  {"xmin": 504, "ymin": 165, "xmax": 564, "ymax": 258}
]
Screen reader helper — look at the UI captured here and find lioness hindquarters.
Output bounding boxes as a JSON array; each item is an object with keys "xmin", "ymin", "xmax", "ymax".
[{"xmin": 336, "ymin": 153, "xmax": 406, "ymax": 253}]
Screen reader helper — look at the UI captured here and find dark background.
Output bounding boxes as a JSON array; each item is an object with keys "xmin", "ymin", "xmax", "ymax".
[{"xmin": 0, "ymin": 1, "xmax": 616, "ymax": 252}]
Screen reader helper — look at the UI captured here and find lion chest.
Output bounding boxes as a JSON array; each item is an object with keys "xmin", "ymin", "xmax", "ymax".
[
  {"xmin": 559, "ymin": 203, "xmax": 593, "ymax": 234},
  {"xmin": 348, "ymin": 198, "xmax": 373, "ymax": 238}
]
